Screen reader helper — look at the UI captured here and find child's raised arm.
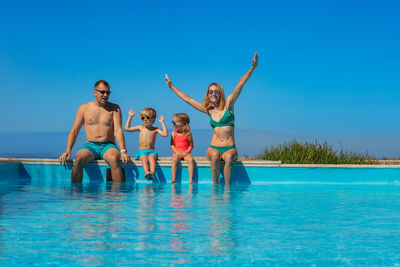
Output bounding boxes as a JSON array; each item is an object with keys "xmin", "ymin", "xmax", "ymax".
[
  {"xmin": 156, "ymin": 115, "xmax": 169, "ymax": 137},
  {"xmin": 124, "ymin": 108, "xmax": 141, "ymax": 132}
]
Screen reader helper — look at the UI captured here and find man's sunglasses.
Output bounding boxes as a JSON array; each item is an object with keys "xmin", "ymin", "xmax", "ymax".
[
  {"xmin": 96, "ymin": 89, "xmax": 111, "ymax": 95},
  {"xmin": 208, "ymin": 90, "xmax": 220, "ymax": 95},
  {"xmin": 141, "ymin": 116, "xmax": 154, "ymax": 120}
]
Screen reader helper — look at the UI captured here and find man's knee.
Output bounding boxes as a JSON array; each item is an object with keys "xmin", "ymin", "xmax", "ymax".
[
  {"xmin": 105, "ymin": 153, "xmax": 121, "ymax": 166},
  {"xmin": 74, "ymin": 155, "xmax": 87, "ymax": 168},
  {"xmin": 75, "ymin": 149, "xmax": 95, "ymax": 167}
]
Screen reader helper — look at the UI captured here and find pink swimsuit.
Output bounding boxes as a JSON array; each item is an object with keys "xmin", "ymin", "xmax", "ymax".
[{"xmin": 173, "ymin": 131, "xmax": 190, "ymax": 152}]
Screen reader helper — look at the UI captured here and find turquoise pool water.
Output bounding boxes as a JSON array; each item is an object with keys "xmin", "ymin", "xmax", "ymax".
[{"xmin": 1, "ymin": 167, "xmax": 400, "ymax": 265}]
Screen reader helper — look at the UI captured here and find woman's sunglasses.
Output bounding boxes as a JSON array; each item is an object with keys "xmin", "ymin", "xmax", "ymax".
[
  {"xmin": 141, "ymin": 116, "xmax": 154, "ymax": 120},
  {"xmin": 208, "ymin": 90, "xmax": 220, "ymax": 95}
]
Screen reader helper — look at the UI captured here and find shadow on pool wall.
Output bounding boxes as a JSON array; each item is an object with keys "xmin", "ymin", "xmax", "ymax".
[
  {"xmin": 13, "ymin": 160, "xmax": 253, "ymax": 184},
  {"xmin": 0, "ymin": 164, "xmax": 32, "ymax": 196},
  {"xmin": 123, "ymin": 161, "xmax": 251, "ymax": 184}
]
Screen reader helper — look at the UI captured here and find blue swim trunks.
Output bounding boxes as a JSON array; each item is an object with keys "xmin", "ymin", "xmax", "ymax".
[
  {"xmin": 80, "ymin": 141, "xmax": 119, "ymax": 159},
  {"xmin": 135, "ymin": 149, "xmax": 158, "ymax": 160}
]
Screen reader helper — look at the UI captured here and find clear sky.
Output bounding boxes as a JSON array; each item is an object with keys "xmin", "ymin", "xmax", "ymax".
[{"xmin": 1, "ymin": 0, "xmax": 399, "ymax": 142}]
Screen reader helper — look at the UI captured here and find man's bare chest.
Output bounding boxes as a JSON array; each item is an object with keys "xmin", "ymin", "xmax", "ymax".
[{"xmin": 84, "ymin": 109, "xmax": 113, "ymax": 126}]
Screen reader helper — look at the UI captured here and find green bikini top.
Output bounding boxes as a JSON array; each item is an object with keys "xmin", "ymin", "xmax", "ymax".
[{"xmin": 209, "ymin": 106, "xmax": 235, "ymax": 129}]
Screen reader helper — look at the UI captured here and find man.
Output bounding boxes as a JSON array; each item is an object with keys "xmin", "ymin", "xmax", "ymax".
[{"xmin": 58, "ymin": 80, "xmax": 130, "ymax": 183}]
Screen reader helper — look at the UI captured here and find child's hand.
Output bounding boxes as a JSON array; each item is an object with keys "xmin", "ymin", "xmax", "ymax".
[
  {"xmin": 128, "ymin": 108, "xmax": 135, "ymax": 117},
  {"xmin": 165, "ymin": 74, "xmax": 172, "ymax": 88},
  {"xmin": 158, "ymin": 115, "xmax": 164, "ymax": 124}
]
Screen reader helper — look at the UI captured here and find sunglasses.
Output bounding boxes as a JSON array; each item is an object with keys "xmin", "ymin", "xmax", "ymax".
[
  {"xmin": 172, "ymin": 120, "xmax": 183, "ymax": 126},
  {"xmin": 96, "ymin": 89, "xmax": 111, "ymax": 95},
  {"xmin": 208, "ymin": 90, "xmax": 220, "ymax": 95},
  {"xmin": 141, "ymin": 116, "xmax": 154, "ymax": 120}
]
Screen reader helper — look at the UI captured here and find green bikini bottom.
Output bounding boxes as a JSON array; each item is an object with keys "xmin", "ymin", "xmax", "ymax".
[{"xmin": 209, "ymin": 144, "xmax": 236, "ymax": 155}]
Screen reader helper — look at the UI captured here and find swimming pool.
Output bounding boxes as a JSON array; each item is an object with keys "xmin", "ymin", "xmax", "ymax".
[{"xmin": 1, "ymin": 161, "xmax": 400, "ymax": 265}]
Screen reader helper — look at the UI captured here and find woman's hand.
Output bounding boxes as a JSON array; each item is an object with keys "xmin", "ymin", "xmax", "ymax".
[
  {"xmin": 252, "ymin": 52, "xmax": 258, "ymax": 69},
  {"xmin": 165, "ymin": 74, "xmax": 173, "ymax": 88}
]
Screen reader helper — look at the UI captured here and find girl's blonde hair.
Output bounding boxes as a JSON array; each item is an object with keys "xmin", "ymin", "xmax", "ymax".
[
  {"xmin": 203, "ymin": 82, "xmax": 226, "ymax": 112},
  {"xmin": 173, "ymin": 113, "xmax": 192, "ymax": 142}
]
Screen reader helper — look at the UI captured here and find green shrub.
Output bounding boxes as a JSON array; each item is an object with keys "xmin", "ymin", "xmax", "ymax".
[{"xmin": 257, "ymin": 139, "xmax": 375, "ymax": 164}]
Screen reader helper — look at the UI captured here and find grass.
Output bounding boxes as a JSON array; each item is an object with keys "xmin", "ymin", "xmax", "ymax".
[{"xmin": 257, "ymin": 139, "xmax": 376, "ymax": 164}]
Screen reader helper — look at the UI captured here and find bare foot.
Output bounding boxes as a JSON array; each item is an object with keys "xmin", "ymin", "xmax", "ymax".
[{"xmin": 145, "ymin": 172, "xmax": 153, "ymax": 181}]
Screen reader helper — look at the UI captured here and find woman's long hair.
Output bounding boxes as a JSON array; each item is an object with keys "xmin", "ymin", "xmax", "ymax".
[
  {"xmin": 203, "ymin": 82, "xmax": 226, "ymax": 112},
  {"xmin": 173, "ymin": 113, "xmax": 193, "ymax": 143}
]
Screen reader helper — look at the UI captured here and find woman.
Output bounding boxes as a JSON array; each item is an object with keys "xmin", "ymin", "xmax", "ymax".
[{"xmin": 165, "ymin": 53, "xmax": 258, "ymax": 184}]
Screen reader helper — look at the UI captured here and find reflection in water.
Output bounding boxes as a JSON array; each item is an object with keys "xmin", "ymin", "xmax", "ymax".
[
  {"xmin": 0, "ymin": 176, "xmax": 32, "ymax": 257},
  {"xmin": 136, "ymin": 184, "xmax": 165, "ymax": 255},
  {"xmin": 64, "ymin": 182, "xmax": 139, "ymax": 265},
  {"xmin": 169, "ymin": 184, "xmax": 191, "ymax": 257},
  {"xmin": 208, "ymin": 184, "xmax": 249, "ymax": 259}
]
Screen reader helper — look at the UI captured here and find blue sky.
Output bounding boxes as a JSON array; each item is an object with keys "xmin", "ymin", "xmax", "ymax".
[{"xmin": 1, "ymin": 0, "xmax": 399, "ymax": 142}]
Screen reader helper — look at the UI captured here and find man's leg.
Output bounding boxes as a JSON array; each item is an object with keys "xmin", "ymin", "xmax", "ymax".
[
  {"xmin": 103, "ymin": 148, "xmax": 123, "ymax": 183},
  {"xmin": 71, "ymin": 149, "xmax": 95, "ymax": 183}
]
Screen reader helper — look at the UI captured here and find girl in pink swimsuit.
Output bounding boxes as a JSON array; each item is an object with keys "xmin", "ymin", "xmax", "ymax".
[{"xmin": 170, "ymin": 113, "xmax": 195, "ymax": 184}]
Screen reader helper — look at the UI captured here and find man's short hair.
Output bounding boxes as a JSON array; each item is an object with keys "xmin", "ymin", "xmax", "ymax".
[{"xmin": 94, "ymin": 80, "xmax": 110, "ymax": 90}]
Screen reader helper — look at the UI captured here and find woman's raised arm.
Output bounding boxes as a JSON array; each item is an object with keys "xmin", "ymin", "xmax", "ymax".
[
  {"xmin": 226, "ymin": 52, "xmax": 258, "ymax": 109},
  {"xmin": 165, "ymin": 74, "xmax": 208, "ymax": 114}
]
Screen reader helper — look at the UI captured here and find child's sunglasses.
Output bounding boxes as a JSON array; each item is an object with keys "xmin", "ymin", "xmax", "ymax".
[
  {"xmin": 208, "ymin": 90, "xmax": 220, "ymax": 95},
  {"xmin": 172, "ymin": 120, "xmax": 183, "ymax": 126},
  {"xmin": 141, "ymin": 116, "xmax": 154, "ymax": 120},
  {"xmin": 95, "ymin": 89, "xmax": 111, "ymax": 95}
]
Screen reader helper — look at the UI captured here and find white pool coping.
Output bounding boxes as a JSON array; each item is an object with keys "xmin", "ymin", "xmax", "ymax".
[{"xmin": 1, "ymin": 157, "xmax": 400, "ymax": 168}]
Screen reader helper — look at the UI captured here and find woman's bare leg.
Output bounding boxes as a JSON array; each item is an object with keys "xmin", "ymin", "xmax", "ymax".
[
  {"xmin": 222, "ymin": 148, "xmax": 238, "ymax": 185},
  {"xmin": 207, "ymin": 147, "xmax": 221, "ymax": 185}
]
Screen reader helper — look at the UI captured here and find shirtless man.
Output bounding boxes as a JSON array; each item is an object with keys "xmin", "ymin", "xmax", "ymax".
[{"xmin": 58, "ymin": 80, "xmax": 130, "ymax": 183}]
